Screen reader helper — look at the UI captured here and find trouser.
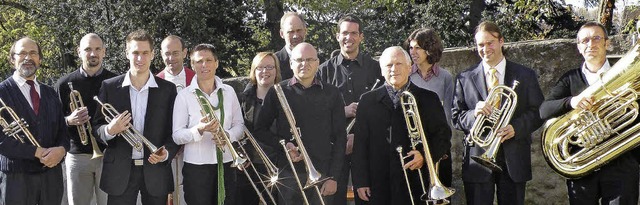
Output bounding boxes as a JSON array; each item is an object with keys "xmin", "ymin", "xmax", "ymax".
[
  {"xmin": 182, "ymin": 162, "xmax": 237, "ymax": 205},
  {"xmin": 65, "ymin": 153, "xmax": 107, "ymax": 205},
  {"xmin": 463, "ymin": 165, "xmax": 526, "ymax": 205},
  {"xmin": 169, "ymin": 153, "xmax": 185, "ymax": 205},
  {"xmin": 107, "ymin": 162, "xmax": 165, "ymax": 205},
  {"xmin": 235, "ymin": 162, "xmax": 278, "ymax": 204},
  {"xmin": 0, "ymin": 165, "xmax": 64, "ymax": 205},
  {"xmin": 566, "ymin": 154, "xmax": 639, "ymax": 205}
]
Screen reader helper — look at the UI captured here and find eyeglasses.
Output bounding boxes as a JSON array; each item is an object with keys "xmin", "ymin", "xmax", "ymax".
[
  {"xmin": 292, "ymin": 58, "xmax": 319, "ymax": 64},
  {"xmin": 339, "ymin": 31, "xmax": 360, "ymax": 36},
  {"xmin": 256, "ymin": 65, "xmax": 275, "ymax": 71},
  {"xmin": 578, "ymin": 36, "xmax": 606, "ymax": 44},
  {"xmin": 14, "ymin": 51, "xmax": 39, "ymax": 58}
]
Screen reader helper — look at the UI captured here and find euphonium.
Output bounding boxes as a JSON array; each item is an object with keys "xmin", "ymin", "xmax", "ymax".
[
  {"xmin": 68, "ymin": 82, "xmax": 103, "ymax": 159},
  {"xmin": 93, "ymin": 96, "xmax": 165, "ymax": 155},
  {"xmin": 465, "ymin": 81, "xmax": 519, "ymax": 172},
  {"xmin": 399, "ymin": 91, "xmax": 454, "ymax": 204},
  {"xmin": 273, "ymin": 84, "xmax": 331, "ymax": 189},
  {"xmin": 0, "ymin": 98, "xmax": 40, "ymax": 147},
  {"xmin": 542, "ymin": 44, "xmax": 640, "ymax": 178},
  {"xmin": 192, "ymin": 88, "xmax": 246, "ymax": 168}
]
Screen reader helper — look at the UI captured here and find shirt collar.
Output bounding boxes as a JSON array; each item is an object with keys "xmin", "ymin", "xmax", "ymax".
[
  {"xmin": 411, "ymin": 64, "xmax": 440, "ymax": 80},
  {"xmin": 581, "ymin": 60, "xmax": 611, "ymax": 77},
  {"xmin": 337, "ymin": 52, "xmax": 363, "ymax": 66},
  {"xmin": 80, "ymin": 67, "xmax": 104, "ymax": 77},
  {"xmin": 164, "ymin": 67, "xmax": 186, "ymax": 77},
  {"xmin": 288, "ymin": 77, "xmax": 323, "ymax": 89},
  {"xmin": 482, "ymin": 57, "xmax": 506, "ymax": 76},
  {"xmin": 122, "ymin": 71, "xmax": 158, "ymax": 91},
  {"xmin": 12, "ymin": 71, "xmax": 39, "ymax": 87},
  {"xmin": 187, "ymin": 76, "xmax": 228, "ymax": 94}
]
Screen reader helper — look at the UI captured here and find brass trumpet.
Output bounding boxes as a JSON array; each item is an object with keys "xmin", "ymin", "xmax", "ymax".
[
  {"xmin": 68, "ymin": 82, "xmax": 103, "ymax": 159},
  {"xmin": 466, "ymin": 81, "xmax": 519, "ymax": 172},
  {"xmin": 192, "ymin": 88, "xmax": 246, "ymax": 168},
  {"xmin": 399, "ymin": 91, "xmax": 454, "ymax": 204},
  {"xmin": 0, "ymin": 98, "xmax": 40, "ymax": 147},
  {"xmin": 93, "ymin": 96, "xmax": 165, "ymax": 155}
]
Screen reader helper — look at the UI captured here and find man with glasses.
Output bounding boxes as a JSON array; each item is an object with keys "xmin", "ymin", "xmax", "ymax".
[
  {"xmin": 255, "ymin": 43, "xmax": 346, "ymax": 205},
  {"xmin": 0, "ymin": 37, "xmax": 70, "ymax": 205},
  {"xmin": 317, "ymin": 14, "xmax": 381, "ymax": 205},
  {"xmin": 540, "ymin": 21, "xmax": 639, "ymax": 205}
]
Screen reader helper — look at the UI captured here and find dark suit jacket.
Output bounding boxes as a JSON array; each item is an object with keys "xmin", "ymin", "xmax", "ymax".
[
  {"xmin": 92, "ymin": 74, "xmax": 178, "ymax": 196},
  {"xmin": 275, "ymin": 47, "xmax": 294, "ymax": 81},
  {"xmin": 0, "ymin": 77, "xmax": 69, "ymax": 172},
  {"xmin": 452, "ymin": 60, "xmax": 544, "ymax": 183},
  {"xmin": 352, "ymin": 83, "xmax": 451, "ymax": 205}
]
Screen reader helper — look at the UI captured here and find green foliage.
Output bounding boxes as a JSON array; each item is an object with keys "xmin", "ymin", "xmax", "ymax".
[{"xmin": 411, "ymin": 0, "xmax": 474, "ymax": 47}]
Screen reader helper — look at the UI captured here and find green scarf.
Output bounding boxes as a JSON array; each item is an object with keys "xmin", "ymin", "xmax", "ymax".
[{"xmin": 210, "ymin": 89, "xmax": 225, "ymax": 205}]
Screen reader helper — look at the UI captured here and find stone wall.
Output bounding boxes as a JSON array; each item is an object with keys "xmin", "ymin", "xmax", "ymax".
[{"xmin": 223, "ymin": 36, "xmax": 635, "ymax": 205}]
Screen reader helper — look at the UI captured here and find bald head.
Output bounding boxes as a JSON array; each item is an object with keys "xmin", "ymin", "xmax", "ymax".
[
  {"xmin": 78, "ymin": 33, "xmax": 106, "ymax": 73},
  {"xmin": 290, "ymin": 43, "xmax": 319, "ymax": 85},
  {"xmin": 379, "ymin": 46, "xmax": 412, "ymax": 89}
]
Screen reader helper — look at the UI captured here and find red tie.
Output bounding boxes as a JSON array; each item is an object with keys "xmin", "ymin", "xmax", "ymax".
[{"xmin": 26, "ymin": 80, "xmax": 39, "ymax": 115}]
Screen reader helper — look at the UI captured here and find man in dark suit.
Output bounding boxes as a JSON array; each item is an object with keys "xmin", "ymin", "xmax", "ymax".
[
  {"xmin": 93, "ymin": 30, "xmax": 178, "ymax": 205},
  {"xmin": 352, "ymin": 46, "xmax": 451, "ymax": 205},
  {"xmin": 0, "ymin": 37, "xmax": 70, "ymax": 205},
  {"xmin": 255, "ymin": 43, "xmax": 346, "ymax": 205},
  {"xmin": 539, "ymin": 21, "xmax": 639, "ymax": 205},
  {"xmin": 451, "ymin": 21, "xmax": 544, "ymax": 205},
  {"xmin": 275, "ymin": 12, "xmax": 307, "ymax": 80}
]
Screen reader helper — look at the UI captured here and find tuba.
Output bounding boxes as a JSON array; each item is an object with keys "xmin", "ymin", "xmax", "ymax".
[
  {"xmin": 68, "ymin": 82, "xmax": 103, "ymax": 159},
  {"xmin": 192, "ymin": 88, "xmax": 246, "ymax": 168},
  {"xmin": 399, "ymin": 91, "xmax": 455, "ymax": 204},
  {"xmin": 465, "ymin": 81, "xmax": 519, "ymax": 172},
  {"xmin": 542, "ymin": 44, "xmax": 640, "ymax": 178},
  {"xmin": 93, "ymin": 96, "xmax": 165, "ymax": 155},
  {"xmin": 0, "ymin": 98, "xmax": 40, "ymax": 147}
]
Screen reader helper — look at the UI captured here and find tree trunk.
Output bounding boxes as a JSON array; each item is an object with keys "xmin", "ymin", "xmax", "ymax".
[
  {"xmin": 264, "ymin": 0, "xmax": 284, "ymax": 51},
  {"xmin": 598, "ymin": 0, "xmax": 615, "ymax": 33},
  {"xmin": 468, "ymin": 0, "xmax": 486, "ymax": 32}
]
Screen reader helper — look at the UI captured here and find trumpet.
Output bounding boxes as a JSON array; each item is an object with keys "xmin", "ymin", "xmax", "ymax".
[
  {"xmin": 93, "ymin": 96, "xmax": 165, "ymax": 155},
  {"xmin": 346, "ymin": 79, "xmax": 380, "ymax": 133},
  {"xmin": 68, "ymin": 82, "xmax": 103, "ymax": 159},
  {"xmin": 192, "ymin": 88, "xmax": 246, "ymax": 168},
  {"xmin": 0, "ymin": 98, "xmax": 40, "ymax": 147},
  {"xmin": 399, "ymin": 91, "xmax": 454, "ymax": 204},
  {"xmin": 235, "ymin": 129, "xmax": 278, "ymax": 205},
  {"xmin": 465, "ymin": 81, "xmax": 519, "ymax": 172}
]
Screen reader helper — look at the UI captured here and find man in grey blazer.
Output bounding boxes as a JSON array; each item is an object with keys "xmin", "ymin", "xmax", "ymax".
[{"xmin": 451, "ymin": 21, "xmax": 544, "ymax": 205}]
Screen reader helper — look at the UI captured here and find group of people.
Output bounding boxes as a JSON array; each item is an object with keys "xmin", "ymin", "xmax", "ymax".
[{"xmin": 0, "ymin": 10, "xmax": 636, "ymax": 205}]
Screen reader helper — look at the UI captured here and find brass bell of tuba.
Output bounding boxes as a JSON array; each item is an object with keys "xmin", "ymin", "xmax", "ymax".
[{"xmin": 542, "ymin": 44, "xmax": 640, "ymax": 178}]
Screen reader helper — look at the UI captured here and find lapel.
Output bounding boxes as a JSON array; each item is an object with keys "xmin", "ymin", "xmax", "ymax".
[
  {"xmin": 503, "ymin": 61, "xmax": 517, "ymax": 88},
  {"xmin": 7, "ymin": 78, "xmax": 38, "ymax": 120},
  {"xmin": 470, "ymin": 63, "xmax": 488, "ymax": 99},
  {"xmin": 375, "ymin": 86, "xmax": 394, "ymax": 110},
  {"xmin": 115, "ymin": 77, "xmax": 132, "ymax": 113}
]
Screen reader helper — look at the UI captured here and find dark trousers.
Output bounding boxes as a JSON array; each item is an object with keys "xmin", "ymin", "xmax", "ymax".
[
  {"xmin": 334, "ymin": 154, "xmax": 350, "ymax": 205},
  {"xmin": 0, "ymin": 165, "xmax": 63, "ymax": 205},
  {"xmin": 107, "ymin": 163, "xmax": 165, "ymax": 205},
  {"xmin": 183, "ymin": 162, "xmax": 237, "ymax": 205},
  {"xmin": 235, "ymin": 163, "xmax": 277, "ymax": 205},
  {"xmin": 278, "ymin": 161, "xmax": 333, "ymax": 205},
  {"xmin": 463, "ymin": 166, "xmax": 525, "ymax": 205},
  {"xmin": 567, "ymin": 155, "xmax": 639, "ymax": 205}
]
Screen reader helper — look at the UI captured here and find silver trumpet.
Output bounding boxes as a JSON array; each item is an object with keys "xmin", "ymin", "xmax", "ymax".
[
  {"xmin": 68, "ymin": 82, "xmax": 103, "ymax": 159},
  {"xmin": 93, "ymin": 96, "xmax": 165, "ymax": 155},
  {"xmin": 400, "ymin": 91, "xmax": 455, "ymax": 204},
  {"xmin": 466, "ymin": 81, "xmax": 519, "ymax": 172},
  {"xmin": 346, "ymin": 79, "xmax": 380, "ymax": 133},
  {"xmin": 0, "ymin": 98, "xmax": 40, "ymax": 147},
  {"xmin": 192, "ymin": 88, "xmax": 246, "ymax": 168}
]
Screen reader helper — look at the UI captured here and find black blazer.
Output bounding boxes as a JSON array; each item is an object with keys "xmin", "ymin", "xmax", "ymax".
[
  {"xmin": 92, "ymin": 74, "xmax": 178, "ymax": 196},
  {"xmin": 452, "ymin": 60, "xmax": 544, "ymax": 183},
  {"xmin": 275, "ymin": 47, "xmax": 294, "ymax": 81},
  {"xmin": 352, "ymin": 83, "xmax": 451, "ymax": 205}
]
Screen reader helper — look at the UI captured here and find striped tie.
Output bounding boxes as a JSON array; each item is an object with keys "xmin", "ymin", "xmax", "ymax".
[{"xmin": 488, "ymin": 68, "xmax": 500, "ymax": 108}]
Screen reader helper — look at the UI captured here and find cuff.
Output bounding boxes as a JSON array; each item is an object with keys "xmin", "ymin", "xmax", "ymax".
[{"xmin": 189, "ymin": 126, "xmax": 204, "ymax": 142}]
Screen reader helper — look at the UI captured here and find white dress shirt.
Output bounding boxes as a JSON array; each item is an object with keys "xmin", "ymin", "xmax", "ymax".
[
  {"xmin": 582, "ymin": 60, "xmax": 611, "ymax": 86},
  {"xmin": 102, "ymin": 71, "xmax": 158, "ymax": 160},
  {"xmin": 482, "ymin": 57, "xmax": 507, "ymax": 89},
  {"xmin": 163, "ymin": 68, "xmax": 187, "ymax": 91},
  {"xmin": 172, "ymin": 76, "xmax": 244, "ymax": 165},
  {"xmin": 12, "ymin": 72, "xmax": 40, "ymax": 110}
]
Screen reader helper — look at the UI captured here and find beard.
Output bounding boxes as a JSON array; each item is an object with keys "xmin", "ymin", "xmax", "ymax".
[
  {"xmin": 18, "ymin": 60, "xmax": 38, "ymax": 79},
  {"xmin": 87, "ymin": 57, "xmax": 101, "ymax": 67}
]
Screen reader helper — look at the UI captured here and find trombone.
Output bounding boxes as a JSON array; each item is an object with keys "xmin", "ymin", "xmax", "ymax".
[
  {"xmin": 68, "ymin": 82, "xmax": 103, "ymax": 159},
  {"xmin": 93, "ymin": 96, "xmax": 165, "ymax": 155},
  {"xmin": 399, "ymin": 91, "xmax": 455, "ymax": 204},
  {"xmin": 273, "ymin": 84, "xmax": 329, "ymax": 205},
  {"xmin": 236, "ymin": 129, "xmax": 278, "ymax": 205},
  {"xmin": 0, "ymin": 98, "xmax": 40, "ymax": 147}
]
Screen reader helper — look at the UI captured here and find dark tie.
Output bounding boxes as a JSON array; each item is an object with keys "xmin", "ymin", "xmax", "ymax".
[{"xmin": 26, "ymin": 80, "xmax": 39, "ymax": 115}]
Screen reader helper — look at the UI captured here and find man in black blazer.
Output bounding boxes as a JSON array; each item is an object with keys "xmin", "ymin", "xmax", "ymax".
[
  {"xmin": 352, "ymin": 46, "xmax": 451, "ymax": 205},
  {"xmin": 275, "ymin": 12, "xmax": 307, "ymax": 80},
  {"xmin": 93, "ymin": 30, "xmax": 178, "ymax": 205},
  {"xmin": 0, "ymin": 37, "xmax": 70, "ymax": 205},
  {"xmin": 452, "ymin": 21, "xmax": 544, "ymax": 205},
  {"xmin": 539, "ymin": 22, "xmax": 639, "ymax": 205}
]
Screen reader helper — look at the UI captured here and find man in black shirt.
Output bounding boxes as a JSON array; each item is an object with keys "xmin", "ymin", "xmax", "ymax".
[
  {"xmin": 275, "ymin": 12, "xmax": 307, "ymax": 80},
  {"xmin": 256, "ymin": 43, "xmax": 346, "ymax": 205},
  {"xmin": 317, "ymin": 14, "xmax": 381, "ymax": 205},
  {"xmin": 55, "ymin": 33, "xmax": 117, "ymax": 205}
]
